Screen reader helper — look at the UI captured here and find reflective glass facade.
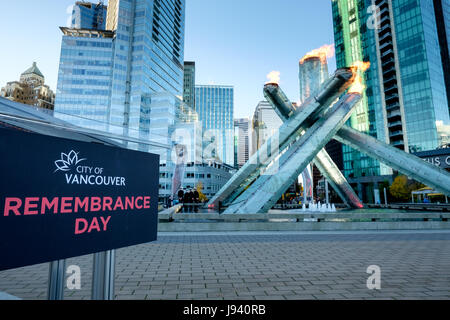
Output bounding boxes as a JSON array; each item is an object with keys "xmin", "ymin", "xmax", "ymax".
[
  {"xmin": 183, "ymin": 61, "xmax": 195, "ymax": 110},
  {"xmin": 106, "ymin": 0, "xmax": 185, "ymax": 141},
  {"xmin": 392, "ymin": 0, "xmax": 449, "ymax": 152},
  {"xmin": 433, "ymin": 0, "xmax": 450, "ymax": 111},
  {"xmin": 55, "ymin": 33, "xmax": 114, "ymax": 132},
  {"xmin": 71, "ymin": 2, "xmax": 107, "ymax": 30},
  {"xmin": 251, "ymin": 100, "xmax": 283, "ymax": 155},
  {"xmin": 332, "ymin": 0, "xmax": 382, "ymax": 182},
  {"xmin": 332, "ymin": 0, "xmax": 450, "ymax": 170},
  {"xmin": 195, "ymin": 85, "xmax": 234, "ymax": 166},
  {"xmin": 234, "ymin": 118, "xmax": 250, "ymax": 168},
  {"xmin": 299, "ymin": 56, "xmax": 329, "ymax": 104},
  {"xmin": 55, "ymin": 0, "xmax": 186, "ymax": 160}
]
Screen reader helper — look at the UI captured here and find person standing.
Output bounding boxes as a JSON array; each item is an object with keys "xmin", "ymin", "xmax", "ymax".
[
  {"xmin": 193, "ymin": 188, "xmax": 200, "ymax": 213},
  {"xmin": 183, "ymin": 188, "xmax": 192, "ymax": 213},
  {"xmin": 177, "ymin": 188, "xmax": 184, "ymax": 202},
  {"xmin": 188, "ymin": 188, "xmax": 194, "ymax": 213},
  {"xmin": 177, "ymin": 188, "xmax": 184, "ymax": 212}
]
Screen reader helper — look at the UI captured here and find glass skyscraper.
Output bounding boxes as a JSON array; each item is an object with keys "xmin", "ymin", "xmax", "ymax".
[
  {"xmin": 433, "ymin": 0, "xmax": 450, "ymax": 117},
  {"xmin": 234, "ymin": 118, "xmax": 250, "ymax": 168},
  {"xmin": 55, "ymin": 29, "xmax": 114, "ymax": 131},
  {"xmin": 332, "ymin": 0, "xmax": 450, "ymax": 201},
  {"xmin": 71, "ymin": 1, "xmax": 107, "ymax": 30},
  {"xmin": 105, "ymin": 0, "xmax": 185, "ymax": 141},
  {"xmin": 299, "ymin": 56, "xmax": 329, "ymax": 104},
  {"xmin": 251, "ymin": 100, "xmax": 283, "ymax": 156},
  {"xmin": 195, "ymin": 85, "xmax": 234, "ymax": 166},
  {"xmin": 183, "ymin": 61, "xmax": 196, "ymax": 110},
  {"xmin": 332, "ymin": 0, "xmax": 381, "ymax": 190},
  {"xmin": 55, "ymin": 0, "xmax": 186, "ymax": 155}
]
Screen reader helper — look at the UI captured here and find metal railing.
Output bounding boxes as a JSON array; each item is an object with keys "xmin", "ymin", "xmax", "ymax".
[{"xmin": 0, "ymin": 111, "xmax": 171, "ymax": 150}]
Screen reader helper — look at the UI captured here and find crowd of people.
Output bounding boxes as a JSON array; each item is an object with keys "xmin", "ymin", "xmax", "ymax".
[{"xmin": 176, "ymin": 187, "xmax": 200, "ymax": 213}]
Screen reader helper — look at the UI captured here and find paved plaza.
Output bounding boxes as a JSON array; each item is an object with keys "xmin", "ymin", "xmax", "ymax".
[{"xmin": 1, "ymin": 230, "xmax": 450, "ymax": 300}]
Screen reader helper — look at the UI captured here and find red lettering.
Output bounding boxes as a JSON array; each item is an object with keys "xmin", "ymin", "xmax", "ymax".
[
  {"xmin": 135, "ymin": 196, "xmax": 143, "ymax": 209},
  {"xmin": 88, "ymin": 217, "xmax": 101, "ymax": 233},
  {"xmin": 74, "ymin": 197, "xmax": 89, "ymax": 213},
  {"xmin": 113, "ymin": 197, "xmax": 124, "ymax": 211},
  {"xmin": 125, "ymin": 197, "xmax": 134, "ymax": 210},
  {"xmin": 4, "ymin": 196, "xmax": 148, "ymax": 216},
  {"xmin": 4, "ymin": 198, "xmax": 22, "ymax": 216},
  {"xmin": 24, "ymin": 197, "xmax": 40, "ymax": 215},
  {"xmin": 41, "ymin": 197, "xmax": 59, "ymax": 214},
  {"xmin": 102, "ymin": 197, "xmax": 113, "ymax": 211},
  {"xmin": 144, "ymin": 196, "xmax": 151, "ymax": 209},
  {"xmin": 100, "ymin": 216, "xmax": 111, "ymax": 231},
  {"xmin": 60, "ymin": 197, "xmax": 73, "ymax": 214},
  {"xmin": 90, "ymin": 197, "xmax": 101, "ymax": 212},
  {"xmin": 75, "ymin": 218, "xmax": 88, "ymax": 235}
]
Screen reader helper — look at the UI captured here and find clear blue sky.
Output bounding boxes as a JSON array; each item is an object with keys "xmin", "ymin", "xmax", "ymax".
[{"xmin": 0, "ymin": 0, "xmax": 336, "ymax": 119}]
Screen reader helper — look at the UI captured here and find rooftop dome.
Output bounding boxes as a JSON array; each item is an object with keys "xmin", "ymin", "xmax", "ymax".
[{"xmin": 21, "ymin": 62, "xmax": 44, "ymax": 78}]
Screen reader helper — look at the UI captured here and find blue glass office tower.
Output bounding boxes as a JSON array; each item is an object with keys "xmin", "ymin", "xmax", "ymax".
[
  {"xmin": 332, "ymin": 0, "xmax": 450, "ymax": 201},
  {"xmin": 55, "ymin": 28, "xmax": 114, "ymax": 131},
  {"xmin": 433, "ymin": 0, "xmax": 450, "ymax": 112},
  {"xmin": 105, "ymin": 0, "xmax": 185, "ymax": 139},
  {"xmin": 390, "ymin": 0, "xmax": 448, "ymax": 152},
  {"xmin": 195, "ymin": 85, "xmax": 234, "ymax": 166},
  {"xmin": 71, "ymin": 1, "xmax": 107, "ymax": 30},
  {"xmin": 55, "ymin": 0, "xmax": 186, "ymax": 157}
]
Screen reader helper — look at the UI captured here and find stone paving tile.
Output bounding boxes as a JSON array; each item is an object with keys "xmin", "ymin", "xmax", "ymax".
[{"xmin": 0, "ymin": 231, "xmax": 450, "ymax": 300}]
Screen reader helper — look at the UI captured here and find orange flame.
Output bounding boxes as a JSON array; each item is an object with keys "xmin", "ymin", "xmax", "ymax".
[
  {"xmin": 348, "ymin": 61, "xmax": 371, "ymax": 94},
  {"xmin": 351, "ymin": 61, "xmax": 371, "ymax": 73},
  {"xmin": 300, "ymin": 44, "xmax": 335, "ymax": 65},
  {"xmin": 266, "ymin": 71, "xmax": 281, "ymax": 85}
]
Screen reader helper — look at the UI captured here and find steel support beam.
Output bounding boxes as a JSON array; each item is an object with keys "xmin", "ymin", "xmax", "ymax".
[
  {"xmin": 335, "ymin": 126, "xmax": 450, "ymax": 197},
  {"xmin": 207, "ymin": 68, "xmax": 356, "ymax": 208},
  {"xmin": 313, "ymin": 149, "xmax": 363, "ymax": 208},
  {"xmin": 225, "ymin": 93, "xmax": 361, "ymax": 213},
  {"xmin": 47, "ymin": 259, "xmax": 66, "ymax": 300},
  {"xmin": 225, "ymin": 130, "xmax": 363, "ymax": 214},
  {"xmin": 92, "ymin": 250, "xmax": 116, "ymax": 300},
  {"xmin": 264, "ymin": 82, "xmax": 362, "ymax": 208}
]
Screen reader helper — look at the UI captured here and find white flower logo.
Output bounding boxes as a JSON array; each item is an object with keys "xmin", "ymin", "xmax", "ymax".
[{"xmin": 54, "ymin": 150, "xmax": 86, "ymax": 172}]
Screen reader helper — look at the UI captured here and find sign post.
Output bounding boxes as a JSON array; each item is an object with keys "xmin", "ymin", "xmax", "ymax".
[
  {"xmin": 92, "ymin": 250, "xmax": 115, "ymax": 300},
  {"xmin": 47, "ymin": 259, "xmax": 66, "ymax": 300}
]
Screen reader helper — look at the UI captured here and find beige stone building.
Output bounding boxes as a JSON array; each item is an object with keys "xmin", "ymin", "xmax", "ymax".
[{"xmin": 1, "ymin": 62, "xmax": 55, "ymax": 111}]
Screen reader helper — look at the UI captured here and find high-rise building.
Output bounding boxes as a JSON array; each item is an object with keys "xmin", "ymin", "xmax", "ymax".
[
  {"xmin": 234, "ymin": 118, "xmax": 250, "ymax": 168},
  {"xmin": 71, "ymin": 1, "xmax": 107, "ymax": 30},
  {"xmin": 251, "ymin": 100, "xmax": 283, "ymax": 155},
  {"xmin": 332, "ymin": 0, "xmax": 450, "ymax": 201},
  {"xmin": 183, "ymin": 61, "xmax": 195, "ymax": 110},
  {"xmin": 55, "ymin": 0, "xmax": 186, "ymax": 151},
  {"xmin": 104, "ymin": 0, "xmax": 185, "ymax": 134},
  {"xmin": 299, "ymin": 56, "xmax": 329, "ymax": 104},
  {"xmin": 433, "ymin": 0, "xmax": 450, "ymax": 112},
  {"xmin": 195, "ymin": 85, "xmax": 234, "ymax": 166},
  {"xmin": 1, "ymin": 62, "xmax": 55, "ymax": 112},
  {"xmin": 55, "ymin": 28, "xmax": 114, "ymax": 130}
]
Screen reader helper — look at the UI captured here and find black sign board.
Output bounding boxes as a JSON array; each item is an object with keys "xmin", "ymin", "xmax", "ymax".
[{"xmin": 0, "ymin": 128, "xmax": 160, "ymax": 271}]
